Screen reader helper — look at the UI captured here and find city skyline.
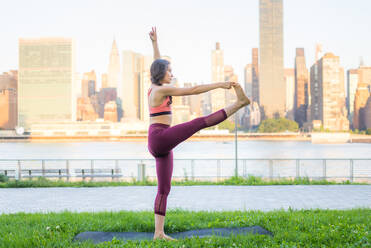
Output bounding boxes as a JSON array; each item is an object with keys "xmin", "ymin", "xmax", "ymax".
[{"xmin": 0, "ymin": 0, "xmax": 370, "ymax": 85}]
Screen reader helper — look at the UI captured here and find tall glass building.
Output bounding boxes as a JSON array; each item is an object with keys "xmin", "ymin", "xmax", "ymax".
[
  {"xmin": 18, "ymin": 38, "xmax": 75, "ymax": 131},
  {"xmin": 259, "ymin": 0, "xmax": 285, "ymax": 118}
]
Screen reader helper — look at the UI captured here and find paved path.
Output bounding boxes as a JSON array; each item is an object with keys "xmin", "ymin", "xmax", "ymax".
[{"xmin": 1, "ymin": 185, "xmax": 370, "ymax": 214}]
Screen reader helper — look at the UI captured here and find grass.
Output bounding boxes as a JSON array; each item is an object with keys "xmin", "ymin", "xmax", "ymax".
[
  {"xmin": 0, "ymin": 209, "xmax": 370, "ymax": 247},
  {"xmin": 0, "ymin": 175, "xmax": 368, "ymax": 188}
]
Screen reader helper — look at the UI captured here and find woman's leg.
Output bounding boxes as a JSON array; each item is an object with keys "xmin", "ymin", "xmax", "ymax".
[
  {"xmin": 157, "ymin": 109, "xmax": 227, "ymax": 152},
  {"xmin": 153, "ymin": 151, "xmax": 176, "ymax": 240},
  {"xmin": 154, "ymin": 151, "xmax": 173, "ymax": 217},
  {"xmin": 158, "ymin": 84, "xmax": 250, "ymax": 152}
]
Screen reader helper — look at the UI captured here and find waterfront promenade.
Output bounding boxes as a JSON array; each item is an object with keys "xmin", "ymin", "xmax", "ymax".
[{"xmin": 1, "ymin": 185, "xmax": 370, "ymax": 214}]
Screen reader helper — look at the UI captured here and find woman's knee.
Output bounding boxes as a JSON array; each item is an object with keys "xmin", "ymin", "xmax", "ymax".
[{"xmin": 158, "ymin": 184, "xmax": 171, "ymax": 195}]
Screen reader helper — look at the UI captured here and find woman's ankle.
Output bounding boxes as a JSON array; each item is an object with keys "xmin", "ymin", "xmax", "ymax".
[{"xmin": 154, "ymin": 230, "xmax": 164, "ymax": 235}]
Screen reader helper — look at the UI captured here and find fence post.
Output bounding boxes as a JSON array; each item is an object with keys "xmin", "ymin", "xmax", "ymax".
[
  {"xmin": 115, "ymin": 160, "xmax": 119, "ymax": 181},
  {"xmin": 42, "ymin": 160, "xmax": 45, "ymax": 177},
  {"xmin": 191, "ymin": 160, "xmax": 195, "ymax": 181},
  {"xmin": 90, "ymin": 160, "xmax": 94, "ymax": 182},
  {"xmin": 269, "ymin": 160, "xmax": 273, "ymax": 180},
  {"xmin": 322, "ymin": 159, "xmax": 327, "ymax": 180},
  {"xmin": 296, "ymin": 159, "xmax": 300, "ymax": 178},
  {"xmin": 16, "ymin": 160, "xmax": 21, "ymax": 180},
  {"xmin": 137, "ymin": 161, "xmax": 146, "ymax": 182},
  {"xmin": 350, "ymin": 159, "xmax": 354, "ymax": 183},
  {"xmin": 66, "ymin": 160, "xmax": 70, "ymax": 182},
  {"xmin": 217, "ymin": 160, "xmax": 221, "ymax": 182},
  {"xmin": 243, "ymin": 159, "xmax": 246, "ymax": 178}
]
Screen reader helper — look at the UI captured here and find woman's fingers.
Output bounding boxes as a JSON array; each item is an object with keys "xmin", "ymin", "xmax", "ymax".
[{"xmin": 149, "ymin": 26, "xmax": 157, "ymax": 41}]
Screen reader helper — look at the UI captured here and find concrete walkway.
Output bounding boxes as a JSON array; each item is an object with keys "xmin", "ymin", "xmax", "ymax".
[{"xmin": 1, "ymin": 185, "xmax": 370, "ymax": 214}]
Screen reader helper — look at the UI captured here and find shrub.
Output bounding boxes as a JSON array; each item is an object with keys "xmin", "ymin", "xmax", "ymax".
[
  {"xmin": 0, "ymin": 174, "xmax": 9, "ymax": 183},
  {"xmin": 258, "ymin": 118, "xmax": 299, "ymax": 133},
  {"xmin": 205, "ymin": 119, "xmax": 241, "ymax": 132}
]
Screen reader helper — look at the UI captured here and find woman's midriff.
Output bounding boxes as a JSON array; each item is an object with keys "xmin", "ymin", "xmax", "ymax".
[{"xmin": 149, "ymin": 115, "xmax": 172, "ymax": 126}]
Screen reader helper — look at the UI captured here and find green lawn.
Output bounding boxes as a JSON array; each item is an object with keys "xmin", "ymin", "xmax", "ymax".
[
  {"xmin": 0, "ymin": 209, "xmax": 370, "ymax": 247},
  {"xmin": 0, "ymin": 175, "xmax": 368, "ymax": 188}
]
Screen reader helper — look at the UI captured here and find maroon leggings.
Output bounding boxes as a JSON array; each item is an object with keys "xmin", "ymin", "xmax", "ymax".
[{"xmin": 147, "ymin": 108, "xmax": 227, "ymax": 216}]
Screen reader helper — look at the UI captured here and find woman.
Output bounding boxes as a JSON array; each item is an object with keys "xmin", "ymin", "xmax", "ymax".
[{"xmin": 148, "ymin": 27, "xmax": 250, "ymax": 240}]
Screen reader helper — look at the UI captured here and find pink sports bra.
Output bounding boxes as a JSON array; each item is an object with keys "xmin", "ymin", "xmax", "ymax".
[{"xmin": 148, "ymin": 88, "xmax": 172, "ymax": 117}]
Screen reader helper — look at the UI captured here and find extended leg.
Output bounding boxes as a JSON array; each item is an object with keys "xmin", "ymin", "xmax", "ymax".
[
  {"xmin": 157, "ymin": 84, "xmax": 250, "ymax": 152},
  {"xmin": 156, "ymin": 109, "xmax": 227, "ymax": 152}
]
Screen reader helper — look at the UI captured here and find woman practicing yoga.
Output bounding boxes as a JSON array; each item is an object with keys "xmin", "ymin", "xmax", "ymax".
[{"xmin": 148, "ymin": 27, "xmax": 250, "ymax": 240}]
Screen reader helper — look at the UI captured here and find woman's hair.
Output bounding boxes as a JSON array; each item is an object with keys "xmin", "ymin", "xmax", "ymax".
[{"xmin": 150, "ymin": 59, "xmax": 170, "ymax": 86}]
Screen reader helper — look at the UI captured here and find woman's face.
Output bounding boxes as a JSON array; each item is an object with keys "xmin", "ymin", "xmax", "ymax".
[{"xmin": 161, "ymin": 64, "xmax": 173, "ymax": 85}]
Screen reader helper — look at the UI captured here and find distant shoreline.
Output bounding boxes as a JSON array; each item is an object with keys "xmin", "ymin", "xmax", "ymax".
[{"xmin": 0, "ymin": 133, "xmax": 370, "ymax": 143}]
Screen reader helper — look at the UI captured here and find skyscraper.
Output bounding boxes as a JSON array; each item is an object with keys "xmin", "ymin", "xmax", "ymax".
[
  {"xmin": 294, "ymin": 48, "xmax": 309, "ymax": 126},
  {"xmin": 107, "ymin": 39, "xmax": 121, "ymax": 98},
  {"xmin": 351, "ymin": 65, "xmax": 371, "ymax": 130},
  {"xmin": 284, "ymin": 68, "xmax": 295, "ymax": 120},
  {"xmin": 259, "ymin": 0, "xmax": 285, "ymax": 118},
  {"xmin": 314, "ymin": 53, "xmax": 349, "ymax": 131},
  {"xmin": 244, "ymin": 64, "xmax": 252, "ymax": 99},
  {"xmin": 347, "ymin": 69, "xmax": 359, "ymax": 126},
  {"xmin": 251, "ymin": 48, "xmax": 259, "ymax": 104},
  {"xmin": 122, "ymin": 50, "xmax": 141, "ymax": 120},
  {"xmin": 0, "ymin": 71, "xmax": 17, "ymax": 129},
  {"xmin": 18, "ymin": 38, "xmax": 75, "ymax": 131},
  {"xmin": 121, "ymin": 50, "xmax": 153, "ymax": 122},
  {"xmin": 81, "ymin": 70, "xmax": 96, "ymax": 98},
  {"xmin": 0, "ymin": 70, "xmax": 17, "ymax": 90},
  {"xmin": 224, "ymin": 66, "xmax": 238, "ymax": 117},
  {"xmin": 211, "ymin": 42, "xmax": 226, "ymax": 112},
  {"xmin": 364, "ymin": 97, "xmax": 371, "ymax": 130},
  {"xmin": 353, "ymin": 83, "xmax": 370, "ymax": 130},
  {"xmin": 101, "ymin": 73, "xmax": 108, "ymax": 89},
  {"xmin": 139, "ymin": 55, "xmax": 153, "ymax": 122},
  {"xmin": 358, "ymin": 66, "xmax": 371, "ymax": 86}
]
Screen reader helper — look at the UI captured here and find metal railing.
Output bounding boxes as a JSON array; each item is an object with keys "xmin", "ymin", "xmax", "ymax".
[{"xmin": 0, "ymin": 158, "xmax": 370, "ymax": 182}]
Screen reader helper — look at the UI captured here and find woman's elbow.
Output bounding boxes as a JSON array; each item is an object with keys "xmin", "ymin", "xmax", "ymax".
[{"xmin": 189, "ymin": 86, "xmax": 199, "ymax": 95}]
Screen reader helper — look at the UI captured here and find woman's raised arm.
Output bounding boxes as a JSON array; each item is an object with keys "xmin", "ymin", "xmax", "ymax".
[
  {"xmin": 156, "ymin": 82, "xmax": 236, "ymax": 97},
  {"xmin": 149, "ymin": 27, "xmax": 161, "ymax": 60}
]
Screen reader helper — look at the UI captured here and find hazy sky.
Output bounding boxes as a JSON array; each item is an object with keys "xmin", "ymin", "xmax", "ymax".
[{"xmin": 1, "ymin": 0, "xmax": 370, "ymax": 86}]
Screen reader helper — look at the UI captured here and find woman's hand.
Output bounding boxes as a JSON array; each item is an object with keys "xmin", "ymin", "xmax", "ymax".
[
  {"xmin": 220, "ymin": 82, "xmax": 236, "ymax": 89},
  {"xmin": 149, "ymin": 27, "xmax": 157, "ymax": 42}
]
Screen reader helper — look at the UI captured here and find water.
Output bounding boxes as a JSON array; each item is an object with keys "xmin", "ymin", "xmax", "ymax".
[
  {"xmin": 1, "ymin": 140, "xmax": 370, "ymax": 181},
  {"xmin": 0, "ymin": 140, "xmax": 370, "ymax": 159}
]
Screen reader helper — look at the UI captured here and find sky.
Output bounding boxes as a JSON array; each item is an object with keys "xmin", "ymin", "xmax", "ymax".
[{"xmin": 1, "ymin": 0, "xmax": 370, "ymax": 86}]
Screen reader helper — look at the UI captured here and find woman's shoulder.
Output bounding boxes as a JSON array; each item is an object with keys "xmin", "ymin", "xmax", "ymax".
[{"xmin": 150, "ymin": 85, "xmax": 171, "ymax": 95}]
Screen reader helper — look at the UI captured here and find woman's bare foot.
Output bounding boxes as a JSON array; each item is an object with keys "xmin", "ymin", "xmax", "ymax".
[
  {"xmin": 153, "ymin": 232, "xmax": 177, "ymax": 241},
  {"xmin": 233, "ymin": 83, "xmax": 250, "ymax": 107}
]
